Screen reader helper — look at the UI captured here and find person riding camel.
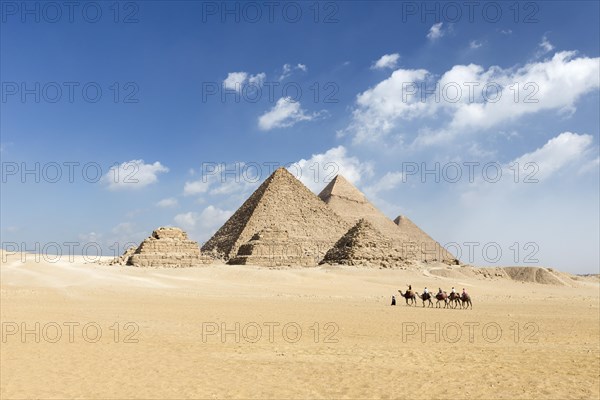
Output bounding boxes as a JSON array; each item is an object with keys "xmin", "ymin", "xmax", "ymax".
[
  {"xmin": 451, "ymin": 287, "xmax": 456, "ymax": 294},
  {"xmin": 408, "ymin": 284, "xmax": 413, "ymax": 295},
  {"xmin": 462, "ymin": 288, "xmax": 467, "ymax": 296},
  {"xmin": 438, "ymin": 288, "xmax": 443, "ymax": 295},
  {"xmin": 423, "ymin": 287, "xmax": 429, "ymax": 298}
]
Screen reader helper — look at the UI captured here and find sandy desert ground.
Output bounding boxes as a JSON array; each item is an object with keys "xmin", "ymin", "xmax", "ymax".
[{"xmin": 1, "ymin": 252, "xmax": 599, "ymax": 399}]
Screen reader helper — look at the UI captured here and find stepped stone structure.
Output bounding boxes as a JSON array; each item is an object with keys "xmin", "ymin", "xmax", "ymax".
[
  {"xmin": 202, "ymin": 167, "xmax": 351, "ymax": 265},
  {"xmin": 108, "ymin": 245, "xmax": 137, "ymax": 266},
  {"xmin": 319, "ymin": 175, "xmax": 458, "ymax": 264},
  {"xmin": 229, "ymin": 226, "xmax": 314, "ymax": 267},
  {"xmin": 127, "ymin": 227, "xmax": 212, "ymax": 267},
  {"xmin": 321, "ymin": 219, "xmax": 407, "ymax": 268}
]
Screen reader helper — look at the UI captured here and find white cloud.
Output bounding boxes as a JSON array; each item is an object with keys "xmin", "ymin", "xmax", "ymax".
[
  {"xmin": 364, "ymin": 171, "xmax": 404, "ymax": 196},
  {"xmin": 103, "ymin": 160, "xmax": 169, "ymax": 191},
  {"xmin": 156, "ymin": 197, "xmax": 178, "ymax": 208},
  {"xmin": 258, "ymin": 97, "xmax": 324, "ymax": 131},
  {"xmin": 279, "ymin": 63, "xmax": 307, "ymax": 80},
  {"xmin": 174, "ymin": 206, "xmax": 232, "ymax": 232},
  {"xmin": 427, "ymin": 22, "xmax": 444, "ymax": 41},
  {"xmin": 288, "ymin": 145, "xmax": 373, "ymax": 192},
  {"xmin": 469, "ymin": 40, "xmax": 483, "ymax": 49},
  {"xmin": 346, "ymin": 51, "xmax": 600, "ymax": 147},
  {"xmin": 223, "ymin": 72, "xmax": 248, "ymax": 92},
  {"xmin": 248, "ymin": 72, "xmax": 266, "ymax": 86},
  {"xmin": 371, "ymin": 53, "xmax": 400, "ymax": 70},
  {"xmin": 538, "ymin": 35, "xmax": 554, "ymax": 55},
  {"xmin": 223, "ymin": 71, "xmax": 266, "ymax": 92},
  {"xmin": 512, "ymin": 132, "xmax": 594, "ymax": 180},
  {"xmin": 183, "ymin": 163, "xmax": 259, "ymax": 198}
]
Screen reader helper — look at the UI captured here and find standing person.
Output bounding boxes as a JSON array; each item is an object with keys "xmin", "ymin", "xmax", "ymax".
[{"xmin": 391, "ymin": 295, "xmax": 396, "ymax": 306}]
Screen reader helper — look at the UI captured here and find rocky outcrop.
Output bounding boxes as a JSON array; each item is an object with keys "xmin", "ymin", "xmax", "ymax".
[
  {"xmin": 202, "ymin": 168, "xmax": 351, "ymax": 265},
  {"xmin": 127, "ymin": 227, "xmax": 212, "ymax": 267}
]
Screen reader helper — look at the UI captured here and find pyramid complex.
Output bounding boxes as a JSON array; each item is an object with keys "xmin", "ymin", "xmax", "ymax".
[
  {"xmin": 201, "ymin": 168, "xmax": 352, "ymax": 265},
  {"xmin": 322, "ymin": 219, "xmax": 406, "ymax": 267},
  {"xmin": 319, "ymin": 175, "xmax": 457, "ymax": 263},
  {"xmin": 127, "ymin": 227, "xmax": 212, "ymax": 267}
]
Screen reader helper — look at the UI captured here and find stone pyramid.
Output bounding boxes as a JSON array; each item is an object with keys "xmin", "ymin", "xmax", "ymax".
[
  {"xmin": 393, "ymin": 215, "xmax": 457, "ymax": 264},
  {"xmin": 321, "ymin": 219, "xmax": 406, "ymax": 267},
  {"xmin": 201, "ymin": 168, "xmax": 351, "ymax": 265},
  {"xmin": 318, "ymin": 175, "xmax": 457, "ymax": 264},
  {"xmin": 127, "ymin": 227, "xmax": 212, "ymax": 267},
  {"xmin": 229, "ymin": 225, "xmax": 315, "ymax": 267}
]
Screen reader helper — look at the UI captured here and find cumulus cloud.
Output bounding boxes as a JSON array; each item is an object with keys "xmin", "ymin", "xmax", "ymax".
[
  {"xmin": 346, "ymin": 51, "xmax": 600, "ymax": 147},
  {"xmin": 174, "ymin": 206, "xmax": 232, "ymax": 233},
  {"xmin": 371, "ymin": 53, "xmax": 400, "ymax": 70},
  {"xmin": 512, "ymin": 132, "xmax": 594, "ymax": 180},
  {"xmin": 427, "ymin": 22, "xmax": 445, "ymax": 41},
  {"xmin": 288, "ymin": 146, "xmax": 373, "ymax": 192},
  {"xmin": 223, "ymin": 71, "xmax": 266, "ymax": 92},
  {"xmin": 156, "ymin": 197, "xmax": 178, "ymax": 208},
  {"xmin": 103, "ymin": 160, "xmax": 169, "ymax": 190},
  {"xmin": 258, "ymin": 97, "xmax": 324, "ymax": 130},
  {"xmin": 183, "ymin": 163, "xmax": 259, "ymax": 198}
]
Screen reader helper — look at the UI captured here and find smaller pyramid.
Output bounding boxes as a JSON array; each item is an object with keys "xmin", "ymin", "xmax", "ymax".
[
  {"xmin": 394, "ymin": 216, "xmax": 458, "ymax": 264},
  {"xmin": 321, "ymin": 219, "xmax": 407, "ymax": 268},
  {"xmin": 127, "ymin": 227, "xmax": 212, "ymax": 267},
  {"xmin": 229, "ymin": 226, "xmax": 314, "ymax": 267}
]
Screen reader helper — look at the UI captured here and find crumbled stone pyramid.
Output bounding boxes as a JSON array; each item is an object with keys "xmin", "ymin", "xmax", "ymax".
[
  {"xmin": 229, "ymin": 226, "xmax": 314, "ymax": 267},
  {"xmin": 319, "ymin": 175, "xmax": 458, "ymax": 264},
  {"xmin": 321, "ymin": 219, "xmax": 407, "ymax": 268},
  {"xmin": 127, "ymin": 227, "xmax": 212, "ymax": 267},
  {"xmin": 108, "ymin": 245, "xmax": 137, "ymax": 266},
  {"xmin": 202, "ymin": 168, "xmax": 351, "ymax": 265}
]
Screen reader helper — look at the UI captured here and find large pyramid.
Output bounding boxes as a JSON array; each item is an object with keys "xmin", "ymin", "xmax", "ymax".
[
  {"xmin": 319, "ymin": 175, "xmax": 457, "ymax": 264},
  {"xmin": 201, "ymin": 168, "xmax": 351, "ymax": 265},
  {"xmin": 321, "ymin": 219, "xmax": 406, "ymax": 268}
]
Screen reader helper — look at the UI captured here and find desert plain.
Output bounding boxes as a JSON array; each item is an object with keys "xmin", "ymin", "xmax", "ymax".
[{"xmin": 1, "ymin": 250, "xmax": 598, "ymax": 400}]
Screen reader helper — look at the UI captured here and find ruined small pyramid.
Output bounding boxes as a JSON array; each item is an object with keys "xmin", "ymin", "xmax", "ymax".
[
  {"xmin": 319, "ymin": 175, "xmax": 458, "ymax": 264},
  {"xmin": 321, "ymin": 219, "xmax": 405, "ymax": 267},
  {"xmin": 127, "ymin": 227, "xmax": 212, "ymax": 267},
  {"xmin": 201, "ymin": 168, "xmax": 351, "ymax": 265}
]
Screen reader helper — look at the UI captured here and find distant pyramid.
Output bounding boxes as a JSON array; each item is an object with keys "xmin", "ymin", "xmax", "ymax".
[
  {"xmin": 319, "ymin": 175, "xmax": 458, "ymax": 264},
  {"xmin": 321, "ymin": 219, "xmax": 406, "ymax": 268},
  {"xmin": 393, "ymin": 215, "xmax": 456, "ymax": 263},
  {"xmin": 201, "ymin": 168, "xmax": 351, "ymax": 265},
  {"xmin": 127, "ymin": 227, "xmax": 212, "ymax": 267}
]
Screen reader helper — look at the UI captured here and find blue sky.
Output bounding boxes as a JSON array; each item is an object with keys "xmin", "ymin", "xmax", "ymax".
[{"xmin": 1, "ymin": 1, "xmax": 599, "ymax": 273}]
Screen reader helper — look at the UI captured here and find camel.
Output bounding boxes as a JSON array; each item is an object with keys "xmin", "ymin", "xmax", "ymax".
[
  {"xmin": 397, "ymin": 290, "xmax": 416, "ymax": 306},
  {"xmin": 448, "ymin": 292, "xmax": 461, "ymax": 309},
  {"xmin": 418, "ymin": 292, "xmax": 433, "ymax": 308},
  {"xmin": 434, "ymin": 292, "xmax": 448, "ymax": 308},
  {"xmin": 460, "ymin": 293, "xmax": 473, "ymax": 309}
]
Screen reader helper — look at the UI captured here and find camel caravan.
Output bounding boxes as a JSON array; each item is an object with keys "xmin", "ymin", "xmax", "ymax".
[{"xmin": 394, "ymin": 286, "xmax": 472, "ymax": 309}]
